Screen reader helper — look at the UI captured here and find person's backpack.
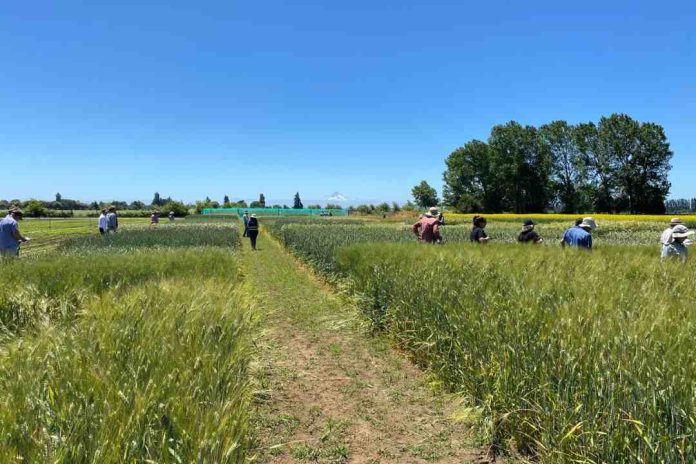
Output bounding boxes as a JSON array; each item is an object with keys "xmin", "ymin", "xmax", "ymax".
[{"xmin": 247, "ymin": 218, "xmax": 259, "ymax": 231}]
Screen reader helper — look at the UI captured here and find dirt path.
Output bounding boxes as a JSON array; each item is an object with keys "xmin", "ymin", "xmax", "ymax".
[{"xmin": 241, "ymin": 232, "xmax": 493, "ymax": 464}]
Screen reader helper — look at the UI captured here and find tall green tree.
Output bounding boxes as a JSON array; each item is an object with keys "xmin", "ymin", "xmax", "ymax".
[
  {"xmin": 443, "ymin": 140, "xmax": 493, "ymax": 212},
  {"xmin": 293, "ymin": 192, "xmax": 303, "ymax": 209},
  {"xmin": 411, "ymin": 181, "xmax": 439, "ymax": 208},
  {"xmin": 259, "ymin": 193, "xmax": 266, "ymax": 208},
  {"xmin": 488, "ymin": 122, "xmax": 551, "ymax": 213},
  {"xmin": 152, "ymin": 192, "xmax": 162, "ymax": 206},
  {"xmin": 540, "ymin": 121, "xmax": 591, "ymax": 213},
  {"xmin": 223, "ymin": 195, "xmax": 230, "ymax": 207}
]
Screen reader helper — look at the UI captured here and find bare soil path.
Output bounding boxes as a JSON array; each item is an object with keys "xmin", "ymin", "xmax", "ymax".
[{"xmin": 242, "ymin": 231, "xmax": 494, "ymax": 464}]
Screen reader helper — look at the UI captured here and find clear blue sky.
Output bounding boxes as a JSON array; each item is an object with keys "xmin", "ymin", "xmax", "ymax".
[{"xmin": 1, "ymin": 0, "xmax": 694, "ymax": 204}]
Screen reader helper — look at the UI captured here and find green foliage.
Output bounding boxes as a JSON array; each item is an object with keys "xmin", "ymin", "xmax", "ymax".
[
  {"xmin": 162, "ymin": 200, "xmax": 189, "ymax": 216},
  {"xmin": 337, "ymin": 243, "xmax": 696, "ymax": 461},
  {"xmin": 58, "ymin": 225, "xmax": 239, "ymax": 252},
  {"xmin": 24, "ymin": 199, "xmax": 46, "ymax": 217},
  {"xmin": 0, "ymin": 272, "xmax": 251, "ymax": 463},
  {"xmin": 443, "ymin": 114, "xmax": 672, "ymax": 214},
  {"xmin": 411, "ymin": 180, "xmax": 439, "ymax": 208},
  {"xmin": 293, "ymin": 192, "xmax": 303, "ymax": 209}
]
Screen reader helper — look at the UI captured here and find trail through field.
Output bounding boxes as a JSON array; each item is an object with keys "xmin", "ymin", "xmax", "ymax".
[{"xmin": 241, "ymin": 231, "xmax": 493, "ymax": 464}]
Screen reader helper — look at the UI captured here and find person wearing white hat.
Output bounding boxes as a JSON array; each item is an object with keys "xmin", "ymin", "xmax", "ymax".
[
  {"xmin": 661, "ymin": 224, "xmax": 693, "ymax": 262},
  {"xmin": 659, "ymin": 218, "xmax": 683, "ymax": 249},
  {"xmin": 561, "ymin": 217, "xmax": 596, "ymax": 250}
]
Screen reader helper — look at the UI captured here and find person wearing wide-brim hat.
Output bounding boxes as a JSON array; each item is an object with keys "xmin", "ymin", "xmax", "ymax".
[
  {"xmin": 0, "ymin": 207, "xmax": 29, "ymax": 258},
  {"xmin": 661, "ymin": 224, "xmax": 694, "ymax": 262},
  {"xmin": 518, "ymin": 219, "xmax": 543, "ymax": 244},
  {"xmin": 660, "ymin": 218, "xmax": 684, "ymax": 248},
  {"xmin": 561, "ymin": 217, "xmax": 596, "ymax": 250},
  {"xmin": 150, "ymin": 209, "xmax": 161, "ymax": 226},
  {"xmin": 106, "ymin": 205, "xmax": 119, "ymax": 233},
  {"xmin": 413, "ymin": 208, "xmax": 443, "ymax": 244},
  {"xmin": 246, "ymin": 213, "xmax": 260, "ymax": 250}
]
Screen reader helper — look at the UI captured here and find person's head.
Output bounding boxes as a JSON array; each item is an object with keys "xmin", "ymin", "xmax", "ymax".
[
  {"xmin": 251, "ymin": 214, "xmax": 257, "ymax": 219},
  {"xmin": 428, "ymin": 207, "xmax": 440, "ymax": 217},
  {"xmin": 671, "ymin": 224, "xmax": 693, "ymax": 243},
  {"xmin": 670, "ymin": 218, "xmax": 684, "ymax": 228},
  {"xmin": 108, "ymin": 205, "xmax": 116, "ymax": 212},
  {"xmin": 578, "ymin": 217, "xmax": 597, "ymax": 232},
  {"xmin": 522, "ymin": 219, "xmax": 535, "ymax": 231},
  {"xmin": 9, "ymin": 207, "xmax": 23, "ymax": 220},
  {"xmin": 101, "ymin": 209, "xmax": 107, "ymax": 215},
  {"xmin": 473, "ymin": 215, "xmax": 487, "ymax": 228}
]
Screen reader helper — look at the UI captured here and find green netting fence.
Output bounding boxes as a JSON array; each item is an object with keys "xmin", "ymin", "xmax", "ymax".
[{"xmin": 201, "ymin": 207, "xmax": 347, "ymax": 217}]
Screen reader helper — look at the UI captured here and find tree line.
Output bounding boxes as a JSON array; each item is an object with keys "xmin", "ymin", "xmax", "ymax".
[{"xmin": 441, "ymin": 113, "xmax": 673, "ymax": 214}]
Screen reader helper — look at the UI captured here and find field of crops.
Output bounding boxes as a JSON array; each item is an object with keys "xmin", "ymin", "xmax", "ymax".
[
  {"xmin": 0, "ymin": 225, "xmax": 251, "ymax": 463},
  {"xmin": 264, "ymin": 216, "xmax": 696, "ymax": 462}
]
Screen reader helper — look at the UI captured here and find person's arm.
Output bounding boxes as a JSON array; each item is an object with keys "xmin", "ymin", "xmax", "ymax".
[
  {"xmin": 12, "ymin": 226, "xmax": 27, "ymax": 242},
  {"xmin": 534, "ymin": 232, "xmax": 543, "ymax": 244},
  {"xmin": 433, "ymin": 222, "xmax": 441, "ymax": 240},
  {"xmin": 412, "ymin": 222, "xmax": 421, "ymax": 238},
  {"xmin": 587, "ymin": 234, "xmax": 593, "ymax": 250}
]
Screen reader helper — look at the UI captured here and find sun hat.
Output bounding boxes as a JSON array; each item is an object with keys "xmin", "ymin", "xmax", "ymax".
[
  {"xmin": 579, "ymin": 217, "xmax": 597, "ymax": 230},
  {"xmin": 671, "ymin": 224, "xmax": 694, "ymax": 238},
  {"xmin": 670, "ymin": 218, "xmax": 684, "ymax": 225},
  {"xmin": 108, "ymin": 205, "xmax": 116, "ymax": 211},
  {"xmin": 523, "ymin": 219, "xmax": 535, "ymax": 226},
  {"xmin": 473, "ymin": 215, "xmax": 486, "ymax": 225},
  {"xmin": 251, "ymin": 214, "xmax": 257, "ymax": 218},
  {"xmin": 9, "ymin": 207, "xmax": 23, "ymax": 216},
  {"xmin": 429, "ymin": 207, "xmax": 440, "ymax": 216}
]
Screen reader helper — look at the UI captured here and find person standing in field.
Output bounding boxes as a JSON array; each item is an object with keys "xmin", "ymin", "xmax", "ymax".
[
  {"xmin": 168, "ymin": 210, "xmax": 175, "ymax": 222},
  {"xmin": 470, "ymin": 215, "xmax": 490, "ymax": 244},
  {"xmin": 150, "ymin": 210, "xmax": 160, "ymax": 226},
  {"xmin": 98, "ymin": 208, "xmax": 108, "ymax": 235},
  {"xmin": 660, "ymin": 218, "xmax": 683, "ymax": 250},
  {"xmin": 661, "ymin": 224, "xmax": 693, "ymax": 262},
  {"xmin": 0, "ymin": 207, "xmax": 30, "ymax": 258},
  {"xmin": 106, "ymin": 206, "xmax": 119, "ymax": 234},
  {"xmin": 561, "ymin": 217, "xmax": 596, "ymax": 250},
  {"xmin": 246, "ymin": 214, "xmax": 259, "ymax": 250},
  {"xmin": 517, "ymin": 219, "xmax": 543, "ymax": 244},
  {"xmin": 242, "ymin": 211, "xmax": 250, "ymax": 237},
  {"xmin": 412, "ymin": 208, "xmax": 442, "ymax": 244}
]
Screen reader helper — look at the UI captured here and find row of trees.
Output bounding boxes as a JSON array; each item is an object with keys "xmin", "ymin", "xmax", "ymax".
[
  {"xmin": 665, "ymin": 199, "xmax": 696, "ymax": 213},
  {"xmin": 441, "ymin": 114, "xmax": 673, "ymax": 214}
]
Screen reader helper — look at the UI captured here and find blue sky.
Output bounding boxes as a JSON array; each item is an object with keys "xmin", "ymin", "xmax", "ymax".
[{"xmin": 1, "ymin": 0, "xmax": 694, "ymax": 204}]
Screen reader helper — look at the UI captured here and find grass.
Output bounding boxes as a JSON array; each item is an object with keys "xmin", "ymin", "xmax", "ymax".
[
  {"xmin": 58, "ymin": 224, "xmax": 239, "ymax": 252},
  {"xmin": 337, "ymin": 242, "xmax": 696, "ymax": 462}
]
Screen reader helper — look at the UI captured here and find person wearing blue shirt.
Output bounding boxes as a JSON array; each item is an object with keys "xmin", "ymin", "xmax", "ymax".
[
  {"xmin": 0, "ymin": 207, "xmax": 29, "ymax": 258},
  {"xmin": 561, "ymin": 217, "xmax": 597, "ymax": 250}
]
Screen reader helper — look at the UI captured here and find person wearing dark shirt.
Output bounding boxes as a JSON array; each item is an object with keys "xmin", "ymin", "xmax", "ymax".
[
  {"xmin": 246, "ymin": 214, "xmax": 259, "ymax": 250},
  {"xmin": 517, "ymin": 219, "xmax": 543, "ymax": 244},
  {"xmin": 470, "ymin": 215, "xmax": 490, "ymax": 244}
]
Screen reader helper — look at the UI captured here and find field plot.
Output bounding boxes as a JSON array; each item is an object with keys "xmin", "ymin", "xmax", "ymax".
[
  {"xmin": 266, "ymin": 216, "xmax": 696, "ymax": 462},
  {"xmin": 0, "ymin": 226, "xmax": 251, "ymax": 463}
]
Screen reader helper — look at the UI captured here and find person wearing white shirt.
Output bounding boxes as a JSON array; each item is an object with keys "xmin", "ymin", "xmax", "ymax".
[
  {"xmin": 98, "ymin": 209, "xmax": 107, "ymax": 235},
  {"xmin": 660, "ymin": 218, "xmax": 684, "ymax": 248}
]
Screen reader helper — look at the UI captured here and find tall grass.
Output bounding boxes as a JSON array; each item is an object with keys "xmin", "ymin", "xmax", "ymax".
[
  {"xmin": 0, "ymin": 249, "xmax": 239, "ymax": 339},
  {"xmin": 0, "ymin": 277, "xmax": 252, "ymax": 463},
  {"xmin": 338, "ymin": 243, "xmax": 696, "ymax": 462},
  {"xmin": 58, "ymin": 225, "xmax": 239, "ymax": 252}
]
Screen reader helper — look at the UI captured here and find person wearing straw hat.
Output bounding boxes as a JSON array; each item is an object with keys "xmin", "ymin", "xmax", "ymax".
[
  {"xmin": 106, "ymin": 205, "xmax": 119, "ymax": 233},
  {"xmin": 150, "ymin": 209, "xmax": 160, "ymax": 226},
  {"xmin": 660, "ymin": 218, "xmax": 683, "ymax": 249},
  {"xmin": 412, "ymin": 207, "xmax": 442, "ymax": 244},
  {"xmin": 0, "ymin": 207, "xmax": 30, "ymax": 258},
  {"xmin": 561, "ymin": 217, "xmax": 596, "ymax": 250},
  {"xmin": 246, "ymin": 213, "xmax": 259, "ymax": 250},
  {"xmin": 661, "ymin": 224, "xmax": 693, "ymax": 262},
  {"xmin": 518, "ymin": 219, "xmax": 543, "ymax": 244}
]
